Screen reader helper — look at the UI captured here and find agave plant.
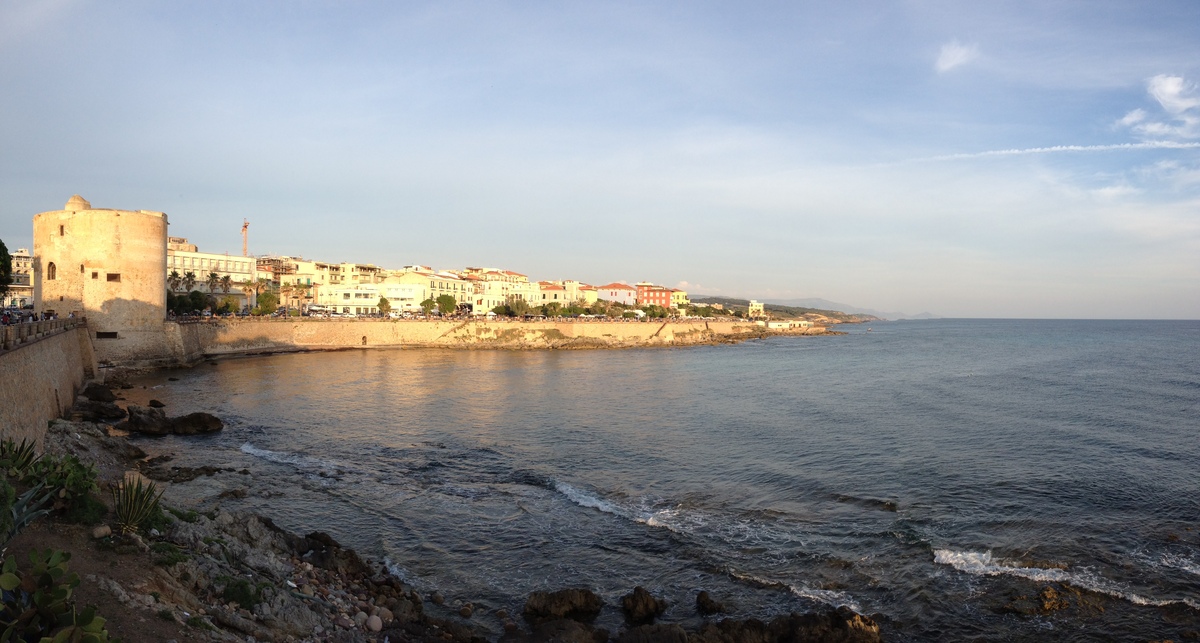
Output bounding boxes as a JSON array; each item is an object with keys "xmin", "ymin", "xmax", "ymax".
[
  {"xmin": 0, "ymin": 439, "xmax": 41, "ymax": 479},
  {"xmin": 1, "ymin": 482, "xmax": 54, "ymax": 550},
  {"xmin": 111, "ymin": 476, "xmax": 163, "ymax": 535}
]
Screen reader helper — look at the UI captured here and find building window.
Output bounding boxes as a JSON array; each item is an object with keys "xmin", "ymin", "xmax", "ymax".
[
  {"xmin": 47, "ymin": 262, "xmax": 56, "ymax": 280},
  {"xmin": 59, "ymin": 225, "xmax": 64, "ymax": 236},
  {"xmin": 96, "ymin": 331, "xmax": 119, "ymax": 339},
  {"xmin": 107, "ymin": 273, "xmax": 121, "ymax": 282},
  {"xmin": 92, "ymin": 272, "xmax": 98, "ymax": 280}
]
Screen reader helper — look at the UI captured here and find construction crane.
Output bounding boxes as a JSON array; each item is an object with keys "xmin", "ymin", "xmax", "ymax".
[{"xmin": 241, "ymin": 219, "xmax": 249, "ymax": 257}]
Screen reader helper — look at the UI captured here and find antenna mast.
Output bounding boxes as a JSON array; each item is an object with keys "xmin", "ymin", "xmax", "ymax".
[{"xmin": 241, "ymin": 219, "xmax": 249, "ymax": 257}]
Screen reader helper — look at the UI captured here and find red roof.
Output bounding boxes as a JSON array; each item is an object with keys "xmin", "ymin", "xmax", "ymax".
[{"xmin": 598, "ymin": 282, "xmax": 635, "ymax": 290}]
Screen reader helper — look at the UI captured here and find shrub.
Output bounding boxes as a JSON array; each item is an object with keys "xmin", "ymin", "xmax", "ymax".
[
  {"xmin": 0, "ymin": 549, "xmax": 112, "ymax": 641},
  {"xmin": 112, "ymin": 477, "xmax": 164, "ymax": 535},
  {"xmin": 62, "ymin": 493, "xmax": 107, "ymax": 526},
  {"xmin": 221, "ymin": 577, "xmax": 260, "ymax": 608}
]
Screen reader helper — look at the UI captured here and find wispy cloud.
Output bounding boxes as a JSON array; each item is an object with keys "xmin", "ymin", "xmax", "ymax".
[
  {"xmin": 908, "ymin": 141, "xmax": 1200, "ymax": 163},
  {"xmin": 935, "ymin": 40, "xmax": 979, "ymax": 73},
  {"xmin": 1117, "ymin": 75, "xmax": 1200, "ymax": 139}
]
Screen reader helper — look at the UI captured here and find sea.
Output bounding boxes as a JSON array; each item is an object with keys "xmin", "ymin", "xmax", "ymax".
[{"xmin": 127, "ymin": 319, "xmax": 1200, "ymax": 641}]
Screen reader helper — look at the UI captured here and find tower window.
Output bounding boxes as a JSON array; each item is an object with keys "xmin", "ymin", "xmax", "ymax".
[
  {"xmin": 47, "ymin": 262, "xmax": 56, "ymax": 280},
  {"xmin": 107, "ymin": 273, "xmax": 121, "ymax": 282},
  {"xmin": 92, "ymin": 272, "xmax": 98, "ymax": 280},
  {"xmin": 59, "ymin": 225, "xmax": 64, "ymax": 236}
]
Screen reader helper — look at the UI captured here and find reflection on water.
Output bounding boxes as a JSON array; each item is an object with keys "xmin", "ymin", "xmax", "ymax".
[{"xmin": 129, "ymin": 321, "xmax": 1200, "ymax": 642}]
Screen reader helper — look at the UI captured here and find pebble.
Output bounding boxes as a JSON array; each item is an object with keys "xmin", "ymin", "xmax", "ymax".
[
  {"xmin": 366, "ymin": 615, "xmax": 383, "ymax": 632},
  {"xmin": 431, "ymin": 591, "xmax": 444, "ymax": 605},
  {"xmin": 459, "ymin": 604, "xmax": 473, "ymax": 619},
  {"xmin": 353, "ymin": 611, "xmax": 369, "ymax": 627},
  {"xmin": 91, "ymin": 525, "xmax": 112, "ymax": 539},
  {"xmin": 379, "ymin": 607, "xmax": 393, "ymax": 623},
  {"xmin": 334, "ymin": 616, "xmax": 353, "ymax": 629}
]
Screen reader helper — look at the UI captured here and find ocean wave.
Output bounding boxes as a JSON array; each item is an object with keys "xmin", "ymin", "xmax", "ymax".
[
  {"xmin": 240, "ymin": 442, "xmax": 338, "ymax": 471},
  {"xmin": 727, "ymin": 570, "xmax": 863, "ymax": 612},
  {"xmin": 933, "ymin": 549, "xmax": 1200, "ymax": 610},
  {"xmin": 554, "ymin": 481, "xmax": 627, "ymax": 518}
]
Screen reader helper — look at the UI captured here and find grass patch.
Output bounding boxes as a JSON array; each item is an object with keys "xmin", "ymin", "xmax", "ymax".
[
  {"xmin": 221, "ymin": 578, "xmax": 260, "ymax": 608},
  {"xmin": 150, "ymin": 542, "xmax": 189, "ymax": 567},
  {"xmin": 166, "ymin": 506, "xmax": 200, "ymax": 523},
  {"xmin": 185, "ymin": 615, "xmax": 213, "ymax": 630},
  {"xmin": 157, "ymin": 609, "xmax": 174, "ymax": 621},
  {"xmin": 62, "ymin": 492, "xmax": 107, "ymax": 525}
]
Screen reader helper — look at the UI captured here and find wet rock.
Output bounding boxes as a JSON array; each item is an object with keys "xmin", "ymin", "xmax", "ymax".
[
  {"xmin": 1039, "ymin": 586, "xmax": 1070, "ymax": 612},
  {"xmin": 696, "ymin": 590, "xmax": 725, "ymax": 615},
  {"xmin": 144, "ymin": 465, "xmax": 225, "ymax": 483},
  {"xmin": 366, "ymin": 614, "xmax": 383, "ymax": 631},
  {"xmin": 459, "ymin": 604, "xmax": 474, "ymax": 618},
  {"xmin": 353, "ymin": 611, "xmax": 369, "ymax": 627},
  {"xmin": 121, "ymin": 405, "xmax": 172, "ymax": 435},
  {"xmin": 524, "ymin": 588, "xmax": 603, "ymax": 625},
  {"xmin": 621, "ymin": 586, "xmax": 666, "ymax": 625},
  {"xmin": 171, "ymin": 412, "xmax": 223, "ymax": 434},
  {"xmin": 692, "ymin": 608, "xmax": 881, "ymax": 643},
  {"xmin": 618, "ymin": 623, "xmax": 688, "ymax": 643},
  {"xmin": 148, "ymin": 399, "xmax": 166, "ymax": 408},
  {"xmin": 528, "ymin": 619, "xmax": 606, "ymax": 643},
  {"xmin": 72, "ymin": 398, "xmax": 127, "ymax": 422},
  {"xmin": 81, "ymin": 382, "xmax": 116, "ymax": 403},
  {"xmin": 431, "ymin": 591, "xmax": 445, "ymax": 605},
  {"xmin": 218, "ymin": 488, "xmax": 248, "ymax": 499},
  {"xmin": 290, "ymin": 531, "xmax": 373, "ymax": 577}
]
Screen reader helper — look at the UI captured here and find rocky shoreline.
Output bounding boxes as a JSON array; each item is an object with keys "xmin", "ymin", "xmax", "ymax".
[{"xmin": 18, "ymin": 382, "xmax": 884, "ymax": 643}]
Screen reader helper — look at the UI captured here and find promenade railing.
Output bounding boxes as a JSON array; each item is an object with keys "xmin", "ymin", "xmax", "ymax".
[{"xmin": 0, "ymin": 317, "xmax": 87, "ymax": 352}]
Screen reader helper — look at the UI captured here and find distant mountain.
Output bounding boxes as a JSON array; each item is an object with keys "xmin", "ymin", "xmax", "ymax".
[
  {"xmin": 764, "ymin": 298, "xmax": 940, "ymax": 321},
  {"xmin": 691, "ymin": 296, "xmax": 880, "ymax": 323}
]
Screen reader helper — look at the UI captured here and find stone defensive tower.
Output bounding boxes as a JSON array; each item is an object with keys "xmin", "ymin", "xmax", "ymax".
[{"xmin": 33, "ymin": 195, "xmax": 170, "ymax": 363}]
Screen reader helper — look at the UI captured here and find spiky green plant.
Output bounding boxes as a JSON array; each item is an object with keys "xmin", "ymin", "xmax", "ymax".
[
  {"xmin": 1, "ymin": 482, "xmax": 54, "ymax": 549},
  {"xmin": 0, "ymin": 439, "xmax": 40, "ymax": 479},
  {"xmin": 111, "ymin": 477, "xmax": 163, "ymax": 535}
]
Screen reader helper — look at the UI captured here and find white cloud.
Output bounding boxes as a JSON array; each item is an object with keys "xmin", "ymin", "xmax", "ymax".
[
  {"xmin": 1116, "ymin": 109, "xmax": 1145, "ymax": 127},
  {"xmin": 935, "ymin": 40, "xmax": 979, "ymax": 73},
  {"xmin": 1091, "ymin": 184, "xmax": 1139, "ymax": 200},
  {"xmin": 1117, "ymin": 75, "xmax": 1200, "ymax": 140},
  {"xmin": 1147, "ymin": 75, "xmax": 1200, "ymax": 114}
]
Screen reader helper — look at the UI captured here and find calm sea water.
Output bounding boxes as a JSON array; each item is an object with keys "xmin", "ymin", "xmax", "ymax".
[{"xmin": 132, "ymin": 319, "xmax": 1200, "ymax": 641}]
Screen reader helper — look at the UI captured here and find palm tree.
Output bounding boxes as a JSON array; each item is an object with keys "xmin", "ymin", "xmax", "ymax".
[
  {"xmin": 239, "ymin": 279, "xmax": 257, "ymax": 312},
  {"xmin": 182, "ymin": 271, "xmax": 198, "ymax": 292},
  {"xmin": 279, "ymin": 283, "xmax": 295, "ymax": 314},
  {"xmin": 219, "ymin": 275, "xmax": 233, "ymax": 294},
  {"xmin": 205, "ymin": 271, "xmax": 220, "ymax": 293},
  {"xmin": 168, "ymin": 270, "xmax": 182, "ymax": 292}
]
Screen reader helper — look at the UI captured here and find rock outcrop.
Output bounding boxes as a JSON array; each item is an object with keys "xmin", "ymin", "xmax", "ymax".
[{"xmin": 620, "ymin": 586, "xmax": 667, "ymax": 625}]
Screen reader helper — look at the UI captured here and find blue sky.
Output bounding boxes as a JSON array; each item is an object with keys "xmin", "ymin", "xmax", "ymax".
[{"xmin": 2, "ymin": 1, "xmax": 1198, "ymax": 318}]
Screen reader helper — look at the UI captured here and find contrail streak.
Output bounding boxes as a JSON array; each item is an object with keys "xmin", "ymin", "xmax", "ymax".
[{"xmin": 916, "ymin": 140, "xmax": 1200, "ymax": 162}]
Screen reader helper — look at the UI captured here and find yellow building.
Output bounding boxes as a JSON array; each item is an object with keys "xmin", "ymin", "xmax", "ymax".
[
  {"xmin": 670, "ymin": 289, "xmax": 690, "ymax": 310},
  {"xmin": 748, "ymin": 300, "xmax": 765, "ymax": 318}
]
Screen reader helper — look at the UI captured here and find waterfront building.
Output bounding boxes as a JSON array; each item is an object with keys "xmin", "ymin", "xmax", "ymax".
[
  {"xmin": 748, "ymin": 300, "xmax": 765, "ymax": 318},
  {"xmin": 5, "ymin": 248, "xmax": 33, "ymax": 308},
  {"xmin": 167, "ymin": 237, "xmax": 257, "ymax": 308},
  {"xmin": 670, "ymin": 288, "xmax": 690, "ymax": 309},
  {"xmin": 636, "ymin": 282, "xmax": 672, "ymax": 308},
  {"xmin": 596, "ymin": 282, "xmax": 637, "ymax": 306}
]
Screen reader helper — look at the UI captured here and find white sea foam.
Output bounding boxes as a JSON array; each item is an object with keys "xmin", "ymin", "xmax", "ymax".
[
  {"xmin": 933, "ymin": 549, "xmax": 1200, "ymax": 611},
  {"xmin": 787, "ymin": 585, "xmax": 863, "ymax": 613},
  {"xmin": 554, "ymin": 481, "xmax": 626, "ymax": 517},
  {"xmin": 240, "ymin": 442, "xmax": 326, "ymax": 468},
  {"xmin": 1158, "ymin": 553, "xmax": 1200, "ymax": 577}
]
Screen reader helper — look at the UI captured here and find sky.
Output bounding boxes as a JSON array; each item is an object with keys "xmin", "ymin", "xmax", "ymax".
[{"xmin": 2, "ymin": 1, "xmax": 1199, "ymax": 318}]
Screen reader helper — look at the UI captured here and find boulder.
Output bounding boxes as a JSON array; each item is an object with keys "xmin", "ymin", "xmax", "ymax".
[
  {"xmin": 121, "ymin": 405, "xmax": 172, "ymax": 435},
  {"xmin": 528, "ymin": 619, "xmax": 607, "ymax": 643},
  {"xmin": 691, "ymin": 609, "xmax": 881, "ymax": 643},
  {"xmin": 621, "ymin": 586, "xmax": 667, "ymax": 625},
  {"xmin": 72, "ymin": 398, "xmax": 127, "ymax": 422},
  {"xmin": 148, "ymin": 399, "xmax": 166, "ymax": 408},
  {"xmin": 617, "ymin": 623, "xmax": 689, "ymax": 643},
  {"xmin": 696, "ymin": 590, "xmax": 725, "ymax": 615},
  {"xmin": 523, "ymin": 588, "xmax": 603, "ymax": 625},
  {"xmin": 171, "ymin": 412, "xmax": 223, "ymax": 435},
  {"xmin": 81, "ymin": 382, "xmax": 116, "ymax": 403}
]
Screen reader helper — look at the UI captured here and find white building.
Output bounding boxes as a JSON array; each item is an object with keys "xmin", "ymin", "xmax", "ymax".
[{"xmin": 166, "ymin": 237, "xmax": 257, "ymax": 307}]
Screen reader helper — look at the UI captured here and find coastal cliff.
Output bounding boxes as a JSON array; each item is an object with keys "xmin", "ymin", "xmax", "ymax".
[{"xmin": 165, "ymin": 318, "xmax": 831, "ymax": 364}]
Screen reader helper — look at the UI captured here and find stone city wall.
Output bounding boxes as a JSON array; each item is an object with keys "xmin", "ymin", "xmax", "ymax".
[
  {"xmin": 0, "ymin": 321, "xmax": 97, "ymax": 447},
  {"xmin": 168, "ymin": 318, "xmax": 771, "ymax": 361}
]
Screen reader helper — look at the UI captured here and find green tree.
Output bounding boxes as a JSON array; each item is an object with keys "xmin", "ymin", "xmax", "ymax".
[
  {"xmin": 435, "ymin": 294, "xmax": 456, "ymax": 315},
  {"xmin": 219, "ymin": 274, "xmax": 233, "ymax": 294},
  {"xmin": 420, "ymin": 298, "xmax": 436, "ymax": 316},
  {"xmin": 0, "ymin": 240, "xmax": 11, "ymax": 303},
  {"xmin": 378, "ymin": 296, "xmax": 391, "ymax": 316},
  {"xmin": 182, "ymin": 271, "xmax": 198, "ymax": 292},
  {"xmin": 168, "ymin": 270, "xmax": 182, "ymax": 292},
  {"xmin": 205, "ymin": 271, "xmax": 220, "ymax": 293},
  {"xmin": 505, "ymin": 295, "xmax": 531, "ymax": 317},
  {"xmin": 256, "ymin": 291, "xmax": 279, "ymax": 315}
]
